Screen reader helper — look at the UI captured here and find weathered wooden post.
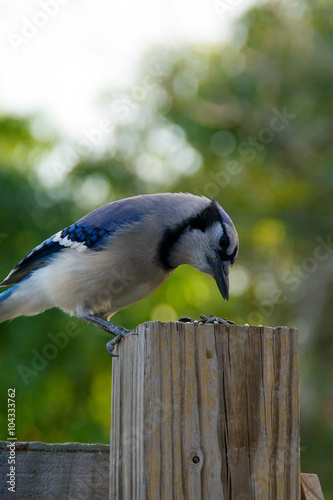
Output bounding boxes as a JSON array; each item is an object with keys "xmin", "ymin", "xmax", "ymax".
[{"xmin": 109, "ymin": 322, "xmax": 300, "ymax": 500}]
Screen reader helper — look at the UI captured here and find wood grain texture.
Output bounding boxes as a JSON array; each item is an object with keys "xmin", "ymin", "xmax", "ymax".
[
  {"xmin": 0, "ymin": 441, "xmax": 109, "ymax": 500},
  {"xmin": 301, "ymin": 473, "xmax": 325, "ymax": 500},
  {"xmin": 110, "ymin": 322, "xmax": 300, "ymax": 500}
]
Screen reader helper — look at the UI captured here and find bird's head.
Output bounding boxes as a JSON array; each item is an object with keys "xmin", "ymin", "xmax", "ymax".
[
  {"xmin": 196, "ymin": 208, "xmax": 238, "ymax": 301},
  {"xmin": 160, "ymin": 198, "xmax": 238, "ymax": 301}
]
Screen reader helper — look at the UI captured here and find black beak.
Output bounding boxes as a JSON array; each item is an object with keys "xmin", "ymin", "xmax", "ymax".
[{"xmin": 212, "ymin": 258, "xmax": 230, "ymax": 301}]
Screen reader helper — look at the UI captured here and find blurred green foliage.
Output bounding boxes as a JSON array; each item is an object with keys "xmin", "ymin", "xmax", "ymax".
[{"xmin": 1, "ymin": 1, "xmax": 333, "ymax": 496}]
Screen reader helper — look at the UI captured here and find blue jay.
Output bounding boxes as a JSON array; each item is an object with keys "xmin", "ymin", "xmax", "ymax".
[{"xmin": 0, "ymin": 193, "xmax": 238, "ymax": 355}]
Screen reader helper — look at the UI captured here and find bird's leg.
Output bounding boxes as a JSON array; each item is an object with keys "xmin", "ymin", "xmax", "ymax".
[
  {"xmin": 80, "ymin": 314, "xmax": 130, "ymax": 336},
  {"xmin": 80, "ymin": 314, "xmax": 131, "ymax": 357}
]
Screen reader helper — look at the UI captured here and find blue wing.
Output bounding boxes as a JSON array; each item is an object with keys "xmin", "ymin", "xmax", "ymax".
[{"xmin": 0, "ymin": 198, "xmax": 144, "ymax": 287}]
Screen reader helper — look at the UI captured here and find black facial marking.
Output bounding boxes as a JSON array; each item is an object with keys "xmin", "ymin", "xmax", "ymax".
[
  {"xmin": 158, "ymin": 200, "xmax": 223, "ymax": 269},
  {"xmin": 187, "ymin": 201, "xmax": 223, "ymax": 232}
]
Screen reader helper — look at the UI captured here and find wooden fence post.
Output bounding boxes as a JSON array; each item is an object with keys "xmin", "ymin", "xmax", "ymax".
[
  {"xmin": 0, "ymin": 442, "xmax": 109, "ymax": 499},
  {"xmin": 109, "ymin": 322, "xmax": 300, "ymax": 500}
]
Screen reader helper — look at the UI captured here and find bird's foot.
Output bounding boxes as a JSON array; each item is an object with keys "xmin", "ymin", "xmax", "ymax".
[
  {"xmin": 106, "ymin": 329, "xmax": 131, "ymax": 357},
  {"xmin": 79, "ymin": 314, "xmax": 131, "ymax": 357},
  {"xmin": 178, "ymin": 313, "xmax": 236, "ymax": 325}
]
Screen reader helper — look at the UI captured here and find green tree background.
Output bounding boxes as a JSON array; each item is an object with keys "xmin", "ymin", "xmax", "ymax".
[{"xmin": 1, "ymin": 1, "xmax": 333, "ymax": 496}]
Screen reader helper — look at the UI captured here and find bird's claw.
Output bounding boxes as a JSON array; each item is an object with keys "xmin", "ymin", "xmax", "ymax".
[
  {"xmin": 178, "ymin": 313, "xmax": 236, "ymax": 325},
  {"xmin": 106, "ymin": 329, "xmax": 131, "ymax": 357}
]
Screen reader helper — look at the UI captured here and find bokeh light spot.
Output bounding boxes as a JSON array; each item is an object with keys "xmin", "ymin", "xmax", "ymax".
[
  {"xmin": 150, "ymin": 304, "xmax": 178, "ymax": 322},
  {"xmin": 253, "ymin": 218, "xmax": 286, "ymax": 246},
  {"xmin": 210, "ymin": 131, "xmax": 236, "ymax": 157}
]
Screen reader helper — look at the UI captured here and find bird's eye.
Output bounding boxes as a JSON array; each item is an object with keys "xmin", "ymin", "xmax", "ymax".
[{"xmin": 220, "ymin": 234, "xmax": 229, "ymax": 249}]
